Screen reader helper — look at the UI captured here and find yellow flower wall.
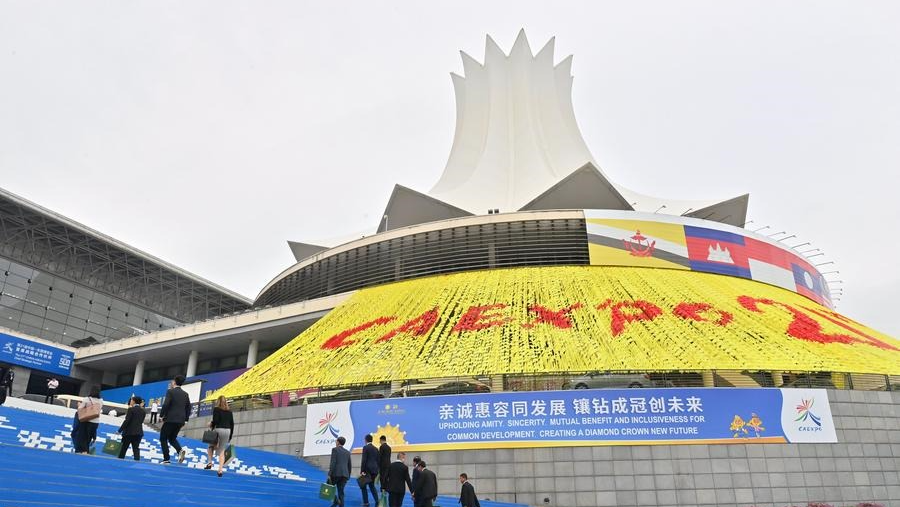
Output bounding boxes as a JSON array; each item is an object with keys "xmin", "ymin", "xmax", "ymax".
[{"xmin": 214, "ymin": 266, "xmax": 900, "ymax": 399}]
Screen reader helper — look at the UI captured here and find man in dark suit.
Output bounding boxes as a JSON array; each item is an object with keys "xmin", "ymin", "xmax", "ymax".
[
  {"xmin": 117, "ymin": 395, "xmax": 146, "ymax": 460},
  {"xmin": 159, "ymin": 375, "xmax": 192, "ymax": 464},
  {"xmin": 378, "ymin": 434, "xmax": 392, "ymax": 492},
  {"xmin": 412, "ymin": 460, "xmax": 438, "ymax": 507},
  {"xmin": 385, "ymin": 452, "xmax": 413, "ymax": 507},
  {"xmin": 359, "ymin": 434, "xmax": 380, "ymax": 506},
  {"xmin": 410, "ymin": 457, "xmax": 422, "ymax": 507},
  {"xmin": 459, "ymin": 473, "xmax": 481, "ymax": 507},
  {"xmin": 328, "ymin": 436, "xmax": 352, "ymax": 507}
]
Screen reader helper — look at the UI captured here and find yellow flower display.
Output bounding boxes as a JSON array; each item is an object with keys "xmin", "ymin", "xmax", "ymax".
[{"xmin": 212, "ymin": 266, "xmax": 900, "ymax": 399}]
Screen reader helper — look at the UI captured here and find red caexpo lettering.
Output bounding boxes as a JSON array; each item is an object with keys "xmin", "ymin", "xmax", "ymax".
[
  {"xmin": 673, "ymin": 302, "xmax": 734, "ymax": 327},
  {"xmin": 453, "ymin": 304, "xmax": 512, "ymax": 332},
  {"xmin": 737, "ymin": 296, "xmax": 856, "ymax": 346},
  {"xmin": 320, "ymin": 316, "xmax": 396, "ymax": 349},
  {"xmin": 521, "ymin": 303, "xmax": 583, "ymax": 329},
  {"xmin": 376, "ymin": 308, "xmax": 440, "ymax": 343},
  {"xmin": 597, "ymin": 299, "xmax": 663, "ymax": 336},
  {"xmin": 801, "ymin": 306, "xmax": 899, "ymax": 351}
]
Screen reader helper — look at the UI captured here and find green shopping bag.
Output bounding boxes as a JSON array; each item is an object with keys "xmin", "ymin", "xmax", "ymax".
[
  {"xmin": 319, "ymin": 482, "xmax": 336, "ymax": 501},
  {"xmin": 379, "ymin": 492, "xmax": 388, "ymax": 507},
  {"xmin": 102, "ymin": 438, "xmax": 122, "ymax": 456},
  {"xmin": 224, "ymin": 444, "xmax": 236, "ymax": 465}
]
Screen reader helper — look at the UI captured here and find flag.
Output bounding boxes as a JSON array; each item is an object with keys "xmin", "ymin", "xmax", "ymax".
[
  {"xmin": 792, "ymin": 262, "xmax": 828, "ymax": 304},
  {"xmin": 744, "ymin": 237, "xmax": 796, "ymax": 291},
  {"xmin": 684, "ymin": 226, "xmax": 751, "ymax": 278},
  {"xmin": 586, "ymin": 218, "xmax": 689, "ymax": 270}
]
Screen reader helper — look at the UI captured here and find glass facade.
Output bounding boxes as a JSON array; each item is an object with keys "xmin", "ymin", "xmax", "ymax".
[{"xmin": 0, "ymin": 255, "xmax": 181, "ymax": 348}]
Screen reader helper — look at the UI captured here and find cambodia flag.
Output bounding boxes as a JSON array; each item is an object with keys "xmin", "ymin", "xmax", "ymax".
[{"xmin": 684, "ymin": 226, "xmax": 751, "ymax": 278}]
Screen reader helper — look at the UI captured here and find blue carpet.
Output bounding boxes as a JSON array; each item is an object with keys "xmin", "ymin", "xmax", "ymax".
[{"xmin": 0, "ymin": 402, "xmax": 525, "ymax": 507}]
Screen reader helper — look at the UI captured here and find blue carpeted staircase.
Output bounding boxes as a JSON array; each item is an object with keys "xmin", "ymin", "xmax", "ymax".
[{"xmin": 0, "ymin": 400, "xmax": 526, "ymax": 507}]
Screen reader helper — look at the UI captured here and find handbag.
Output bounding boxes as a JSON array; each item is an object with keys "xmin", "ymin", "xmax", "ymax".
[
  {"xmin": 102, "ymin": 438, "xmax": 122, "ymax": 456},
  {"xmin": 319, "ymin": 482, "xmax": 336, "ymax": 501},
  {"xmin": 356, "ymin": 473, "xmax": 372, "ymax": 487},
  {"xmin": 77, "ymin": 399, "xmax": 101, "ymax": 422},
  {"xmin": 202, "ymin": 429, "xmax": 219, "ymax": 444}
]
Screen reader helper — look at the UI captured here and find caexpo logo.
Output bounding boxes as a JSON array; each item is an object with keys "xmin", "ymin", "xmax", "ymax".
[
  {"xmin": 794, "ymin": 398, "xmax": 822, "ymax": 432},
  {"xmin": 378, "ymin": 403, "xmax": 406, "ymax": 416},
  {"xmin": 314, "ymin": 410, "xmax": 341, "ymax": 443}
]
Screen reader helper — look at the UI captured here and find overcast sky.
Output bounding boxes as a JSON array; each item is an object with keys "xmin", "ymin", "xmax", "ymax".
[{"xmin": 1, "ymin": 1, "xmax": 898, "ymax": 337}]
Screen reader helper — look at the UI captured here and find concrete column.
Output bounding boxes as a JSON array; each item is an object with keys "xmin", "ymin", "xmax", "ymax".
[
  {"xmin": 490, "ymin": 375, "xmax": 504, "ymax": 393},
  {"xmin": 186, "ymin": 350, "xmax": 199, "ymax": 378},
  {"xmin": 133, "ymin": 359, "xmax": 146, "ymax": 386},
  {"xmin": 702, "ymin": 370, "xmax": 715, "ymax": 387},
  {"xmin": 771, "ymin": 371, "xmax": 784, "ymax": 387},
  {"xmin": 246, "ymin": 339, "xmax": 260, "ymax": 368}
]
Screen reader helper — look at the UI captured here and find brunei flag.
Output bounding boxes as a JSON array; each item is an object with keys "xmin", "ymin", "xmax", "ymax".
[{"xmin": 586, "ymin": 218, "xmax": 689, "ymax": 270}]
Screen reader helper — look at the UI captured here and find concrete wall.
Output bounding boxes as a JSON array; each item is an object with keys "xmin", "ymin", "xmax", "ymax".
[
  {"xmin": 184, "ymin": 403, "xmax": 307, "ymax": 457},
  {"xmin": 184, "ymin": 390, "xmax": 900, "ymax": 507}
]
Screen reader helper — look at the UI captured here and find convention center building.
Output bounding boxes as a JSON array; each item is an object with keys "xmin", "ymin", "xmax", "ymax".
[{"xmin": 2, "ymin": 32, "xmax": 898, "ymax": 507}]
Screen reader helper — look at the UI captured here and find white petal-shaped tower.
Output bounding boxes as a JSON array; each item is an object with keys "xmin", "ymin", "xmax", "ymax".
[{"xmin": 430, "ymin": 30, "xmax": 746, "ymax": 223}]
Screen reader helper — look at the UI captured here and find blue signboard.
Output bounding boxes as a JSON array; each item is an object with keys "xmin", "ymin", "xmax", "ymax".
[
  {"xmin": 0, "ymin": 332, "xmax": 74, "ymax": 376},
  {"xmin": 101, "ymin": 367, "xmax": 247, "ymax": 417},
  {"xmin": 303, "ymin": 387, "xmax": 837, "ymax": 456}
]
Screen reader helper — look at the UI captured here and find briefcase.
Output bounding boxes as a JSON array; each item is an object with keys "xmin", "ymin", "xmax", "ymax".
[
  {"xmin": 102, "ymin": 438, "xmax": 122, "ymax": 456},
  {"xmin": 319, "ymin": 482, "xmax": 336, "ymax": 501},
  {"xmin": 201, "ymin": 429, "xmax": 218, "ymax": 444},
  {"xmin": 356, "ymin": 473, "xmax": 372, "ymax": 487}
]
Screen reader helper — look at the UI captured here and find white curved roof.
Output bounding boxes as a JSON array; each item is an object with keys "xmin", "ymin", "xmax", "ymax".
[{"xmin": 429, "ymin": 30, "xmax": 738, "ymax": 217}]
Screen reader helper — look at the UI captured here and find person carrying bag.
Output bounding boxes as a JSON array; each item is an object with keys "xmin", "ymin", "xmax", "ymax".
[
  {"xmin": 73, "ymin": 387, "xmax": 103, "ymax": 454},
  {"xmin": 116, "ymin": 395, "xmax": 146, "ymax": 460},
  {"xmin": 204, "ymin": 395, "xmax": 234, "ymax": 477}
]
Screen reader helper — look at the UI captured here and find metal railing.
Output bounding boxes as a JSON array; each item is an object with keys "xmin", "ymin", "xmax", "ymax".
[{"xmin": 219, "ymin": 370, "xmax": 899, "ymax": 413}]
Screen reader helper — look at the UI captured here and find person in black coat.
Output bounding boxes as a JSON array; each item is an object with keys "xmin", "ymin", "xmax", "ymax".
[
  {"xmin": 459, "ymin": 473, "xmax": 481, "ymax": 507},
  {"xmin": 159, "ymin": 375, "xmax": 192, "ymax": 464},
  {"xmin": 0, "ymin": 366, "xmax": 8, "ymax": 405},
  {"xmin": 117, "ymin": 395, "xmax": 146, "ymax": 460},
  {"xmin": 384, "ymin": 452, "xmax": 413, "ymax": 507},
  {"xmin": 412, "ymin": 461, "xmax": 438, "ymax": 507},
  {"xmin": 359, "ymin": 434, "xmax": 380, "ymax": 506},
  {"xmin": 410, "ymin": 457, "xmax": 422, "ymax": 507},
  {"xmin": 377, "ymin": 435, "xmax": 391, "ymax": 491}
]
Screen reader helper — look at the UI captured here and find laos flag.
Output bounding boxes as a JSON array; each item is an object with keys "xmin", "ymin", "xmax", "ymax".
[
  {"xmin": 792, "ymin": 262, "xmax": 828, "ymax": 304},
  {"xmin": 684, "ymin": 226, "xmax": 752, "ymax": 278}
]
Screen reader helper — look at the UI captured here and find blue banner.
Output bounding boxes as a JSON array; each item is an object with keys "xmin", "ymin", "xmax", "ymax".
[
  {"xmin": 0, "ymin": 332, "xmax": 74, "ymax": 376},
  {"xmin": 101, "ymin": 368, "xmax": 247, "ymax": 417},
  {"xmin": 303, "ymin": 387, "xmax": 837, "ymax": 455}
]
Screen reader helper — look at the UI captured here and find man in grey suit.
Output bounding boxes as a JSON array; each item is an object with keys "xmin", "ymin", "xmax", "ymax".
[{"xmin": 328, "ymin": 436, "xmax": 352, "ymax": 507}]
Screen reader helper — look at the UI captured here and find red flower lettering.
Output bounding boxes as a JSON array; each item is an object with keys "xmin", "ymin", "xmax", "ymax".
[
  {"xmin": 801, "ymin": 306, "xmax": 899, "ymax": 351},
  {"xmin": 321, "ymin": 316, "xmax": 396, "ymax": 349},
  {"xmin": 453, "ymin": 304, "xmax": 511, "ymax": 332},
  {"xmin": 673, "ymin": 302, "xmax": 733, "ymax": 327},
  {"xmin": 597, "ymin": 300, "xmax": 663, "ymax": 336},
  {"xmin": 737, "ymin": 296, "xmax": 856, "ymax": 346},
  {"xmin": 522, "ymin": 303, "xmax": 583, "ymax": 329},
  {"xmin": 376, "ymin": 308, "xmax": 440, "ymax": 343}
]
